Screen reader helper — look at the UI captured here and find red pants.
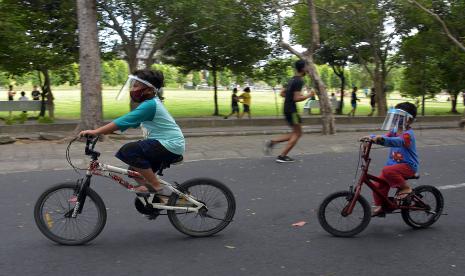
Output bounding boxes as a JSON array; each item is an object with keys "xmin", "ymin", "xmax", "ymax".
[{"xmin": 372, "ymin": 164, "xmax": 415, "ymax": 206}]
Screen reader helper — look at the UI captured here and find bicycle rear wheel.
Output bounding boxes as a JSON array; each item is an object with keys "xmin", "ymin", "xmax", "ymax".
[
  {"xmin": 401, "ymin": 185, "xmax": 443, "ymax": 228},
  {"xmin": 167, "ymin": 178, "xmax": 236, "ymax": 237},
  {"xmin": 318, "ymin": 191, "xmax": 371, "ymax": 237},
  {"xmin": 34, "ymin": 182, "xmax": 106, "ymax": 245}
]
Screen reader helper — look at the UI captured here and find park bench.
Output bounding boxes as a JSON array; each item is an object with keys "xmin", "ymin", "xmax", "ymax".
[
  {"xmin": 303, "ymin": 99, "xmax": 340, "ymax": 114},
  {"xmin": 0, "ymin": 100, "xmax": 48, "ymax": 113}
]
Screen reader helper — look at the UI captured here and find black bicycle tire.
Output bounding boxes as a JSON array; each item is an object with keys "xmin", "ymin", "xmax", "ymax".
[
  {"xmin": 401, "ymin": 185, "xmax": 444, "ymax": 229},
  {"xmin": 167, "ymin": 178, "xmax": 236, "ymax": 237},
  {"xmin": 318, "ymin": 191, "xmax": 371, "ymax": 237},
  {"xmin": 34, "ymin": 182, "xmax": 107, "ymax": 245}
]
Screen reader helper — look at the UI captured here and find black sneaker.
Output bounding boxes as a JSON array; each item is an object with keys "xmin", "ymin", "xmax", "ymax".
[
  {"xmin": 263, "ymin": 140, "xmax": 274, "ymax": 155},
  {"xmin": 276, "ymin": 155, "xmax": 295, "ymax": 163}
]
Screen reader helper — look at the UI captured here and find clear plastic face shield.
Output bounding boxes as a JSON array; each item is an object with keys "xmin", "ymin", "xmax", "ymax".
[
  {"xmin": 381, "ymin": 108, "xmax": 414, "ymax": 133},
  {"xmin": 116, "ymin": 75, "xmax": 158, "ymax": 101}
]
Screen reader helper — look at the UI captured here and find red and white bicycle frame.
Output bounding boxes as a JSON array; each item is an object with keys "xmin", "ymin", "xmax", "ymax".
[{"xmin": 84, "ymin": 160, "xmax": 204, "ymax": 213}]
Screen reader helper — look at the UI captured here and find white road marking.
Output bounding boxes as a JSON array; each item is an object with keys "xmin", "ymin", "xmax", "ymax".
[{"xmin": 437, "ymin": 183, "xmax": 465, "ymax": 190}]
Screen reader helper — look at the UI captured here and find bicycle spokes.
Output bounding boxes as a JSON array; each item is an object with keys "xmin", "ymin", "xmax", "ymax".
[{"xmin": 37, "ymin": 185, "xmax": 104, "ymax": 243}]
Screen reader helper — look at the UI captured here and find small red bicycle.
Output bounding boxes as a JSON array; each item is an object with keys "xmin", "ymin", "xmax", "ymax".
[{"xmin": 318, "ymin": 138, "xmax": 444, "ymax": 237}]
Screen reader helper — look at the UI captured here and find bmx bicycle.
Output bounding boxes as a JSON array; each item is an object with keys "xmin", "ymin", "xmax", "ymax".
[
  {"xmin": 318, "ymin": 138, "xmax": 443, "ymax": 237},
  {"xmin": 34, "ymin": 135, "xmax": 236, "ymax": 245}
]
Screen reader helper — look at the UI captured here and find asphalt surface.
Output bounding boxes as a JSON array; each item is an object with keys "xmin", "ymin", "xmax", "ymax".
[{"xmin": 1, "ymin": 144, "xmax": 465, "ymax": 276}]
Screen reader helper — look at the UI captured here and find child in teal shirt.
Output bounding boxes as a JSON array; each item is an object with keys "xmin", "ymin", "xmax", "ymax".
[{"xmin": 79, "ymin": 69, "xmax": 185, "ymax": 193}]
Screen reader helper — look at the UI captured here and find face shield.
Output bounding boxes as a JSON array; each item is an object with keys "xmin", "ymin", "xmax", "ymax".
[
  {"xmin": 381, "ymin": 108, "xmax": 414, "ymax": 133},
  {"xmin": 116, "ymin": 75, "xmax": 158, "ymax": 102}
]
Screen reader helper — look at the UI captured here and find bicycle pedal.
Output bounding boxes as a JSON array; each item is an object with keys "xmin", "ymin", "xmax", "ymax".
[
  {"xmin": 145, "ymin": 214, "xmax": 159, "ymax": 220},
  {"xmin": 372, "ymin": 211, "xmax": 386, "ymax": 218}
]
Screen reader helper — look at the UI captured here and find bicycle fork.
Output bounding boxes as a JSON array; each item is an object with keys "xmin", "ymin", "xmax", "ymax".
[
  {"xmin": 66, "ymin": 176, "xmax": 91, "ymax": 218},
  {"xmin": 342, "ymin": 184, "xmax": 363, "ymax": 217}
]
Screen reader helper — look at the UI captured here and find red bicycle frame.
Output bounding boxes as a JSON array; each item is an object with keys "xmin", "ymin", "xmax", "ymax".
[{"xmin": 343, "ymin": 140, "xmax": 427, "ymax": 216}]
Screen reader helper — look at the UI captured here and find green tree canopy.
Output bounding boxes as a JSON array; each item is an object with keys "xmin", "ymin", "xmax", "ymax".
[
  {"xmin": 163, "ymin": 0, "xmax": 271, "ymax": 115},
  {"xmin": 0, "ymin": 0, "xmax": 78, "ymax": 117}
]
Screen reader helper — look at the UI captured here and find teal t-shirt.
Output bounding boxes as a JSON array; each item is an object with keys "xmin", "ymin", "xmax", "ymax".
[{"xmin": 113, "ymin": 98, "xmax": 185, "ymax": 155}]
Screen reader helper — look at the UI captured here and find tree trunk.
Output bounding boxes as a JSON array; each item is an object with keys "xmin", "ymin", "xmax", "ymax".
[
  {"xmin": 330, "ymin": 65, "xmax": 345, "ymax": 115},
  {"xmin": 127, "ymin": 50, "xmax": 138, "ymax": 73},
  {"xmin": 126, "ymin": 49, "xmax": 140, "ymax": 111},
  {"xmin": 42, "ymin": 69, "xmax": 55, "ymax": 118},
  {"xmin": 37, "ymin": 70, "xmax": 46, "ymax": 117},
  {"xmin": 422, "ymin": 94, "xmax": 425, "ymax": 116},
  {"xmin": 307, "ymin": 0, "xmax": 334, "ymax": 134},
  {"xmin": 461, "ymin": 105, "xmax": 465, "ymax": 129},
  {"xmin": 374, "ymin": 68, "xmax": 387, "ymax": 116},
  {"xmin": 451, "ymin": 92, "xmax": 459, "ymax": 113},
  {"xmin": 339, "ymin": 75, "xmax": 345, "ymax": 115},
  {"xmin": 332, "ymin": 66, "xmax": 345, "ymax": 115},
  {"xmin": 76, "ymin": 0, "xmax": 103, "ymax": 131},
  {"xmin": 305, "ymin": 57, "xmax": 335, "ymax": 134},
  {"xmin": 212, "ymin": 68, "xmax": 219, "ymax": 116}
]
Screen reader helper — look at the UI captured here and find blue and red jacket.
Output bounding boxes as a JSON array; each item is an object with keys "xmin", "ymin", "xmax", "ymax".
[{"xmin": 380, "ymin": 129, "xmax": 419, "ymax": 172}]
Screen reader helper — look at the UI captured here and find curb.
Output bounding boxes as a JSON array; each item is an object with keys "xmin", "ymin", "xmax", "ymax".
[
  {"xmin": 107, "ymin": 124, "xmax": 457, "ymax": 139},
  {"xmin": 1, "ymin": 124, "xmax": 458, "ymax": 142},
  {"xmin": 0, "ymin": 115, "xmax": 461, "ymax": 134}
]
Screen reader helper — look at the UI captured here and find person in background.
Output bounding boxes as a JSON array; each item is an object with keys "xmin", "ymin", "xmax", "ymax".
[
  {"xmin": 7, "ymin": 85, "xmax": 16, "ymax": 101},
  {"xmin": 31, "ymin": 85, "xmax": 41, "ymax": 101},
  {"xmin": 239, "ymin": 87, "xmax": 252, "ymax": 119},
  {"xmin": 7, "ymin": 85, "xmax": 16, "ymax": 116},
  {"xmin": 263, "ymin": 60, "xmax": 311, "ymax": 163},
  {"xmin": 19, "ymin": 91, "xmax": 29, "ymax": 114},
  {"xmin": 330, "ymin": 92, "xmax": 338, "ymax": 113},
  {"xmin": 19, "ymin": 91, "xmax": 28, "ymax": 101},
  {"xmin": 348, "ymin": 86, "xmax": 360, "ymax": 117},
  {"xmin": 224, "ymin": 88, "xmax": 240, "ymax": 119}
]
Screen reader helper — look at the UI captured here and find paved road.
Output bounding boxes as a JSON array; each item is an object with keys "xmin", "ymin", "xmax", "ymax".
[{"xmin": 1, "ymin": 142, "xmax": 465, "ymax": 276}]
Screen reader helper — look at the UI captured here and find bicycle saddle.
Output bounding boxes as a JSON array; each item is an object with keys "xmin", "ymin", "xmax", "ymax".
[
  {"xmin": 404, "ymin": 173, "xmax": 420, "ymax": 180},
  {"xmin": 157, "ymin": 156, "xmax": 183, "ymax": 176},
  {"xmin": 159, "ymin": 156, "xmax": 184, "ymax": 170}
]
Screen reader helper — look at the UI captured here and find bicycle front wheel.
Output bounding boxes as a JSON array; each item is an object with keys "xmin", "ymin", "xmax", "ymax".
[
  {"xmin": 401, "ymin": 185, "xmax": 444, "ymax": 228},
  {"xmin": 318, "ymin": 191, "xmax": 371, "ymax": 237},
  {"xmin": 34, "ymin": 182, "xmax": 107, "ymax": 245},
  {"xmin": 167, "ymin": 178, "xmax": 236, "ymax": 237}
]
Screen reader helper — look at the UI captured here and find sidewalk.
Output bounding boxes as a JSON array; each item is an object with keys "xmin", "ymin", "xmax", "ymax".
[
  {"xmin": 0, "ymin": 114, "xmax": 462, "ymax": 135},
  {"xmin": 1, "ymin": 127, "xmax": 464, "ymax": 174}
]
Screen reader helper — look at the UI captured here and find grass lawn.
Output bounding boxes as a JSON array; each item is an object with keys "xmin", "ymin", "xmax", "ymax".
[{"xmin": 1, "ymin": 88, "xmax": 464, "ymax": 120}]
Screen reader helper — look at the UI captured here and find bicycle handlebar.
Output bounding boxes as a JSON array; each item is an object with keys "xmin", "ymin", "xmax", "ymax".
[
  {"xmin": 359, "ymin": 137, "xmax": 373, "ymax": 143},
  {"xmin": 84, "ymin": 135, "xmax": 100, "ymax": 158}
]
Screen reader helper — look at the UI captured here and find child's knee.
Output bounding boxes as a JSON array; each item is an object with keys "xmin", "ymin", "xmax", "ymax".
[{"xmin": 381, "ymin": 167, "xmax": 396, "ymax": 178}]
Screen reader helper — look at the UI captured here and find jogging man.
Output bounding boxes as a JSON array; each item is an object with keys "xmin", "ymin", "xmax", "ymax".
[{"xmin": 264, "ymin": 60, "xmax": 311, "ymax": 163}]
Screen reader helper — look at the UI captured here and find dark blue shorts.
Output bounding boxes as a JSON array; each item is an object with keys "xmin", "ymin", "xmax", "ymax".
[{"xmin": 115, "ymin": 139, "xmax": 181, "ymax": 172}]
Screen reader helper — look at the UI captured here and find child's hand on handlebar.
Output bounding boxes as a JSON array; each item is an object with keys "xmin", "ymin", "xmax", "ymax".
[
  {"xmin": 78, "ymin": 129, "xmax": 98, "ymax": 137},
  {"xmin": 360, "ymin": 135, "xmax": 383, "ymax": 144},
  {"xmin": 371, "ymin": 135, "xmax": 384, "ymax": 144},
  {"xmin": 359, "ymin": 136, "xmax": 372, "ymax": 142}
]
